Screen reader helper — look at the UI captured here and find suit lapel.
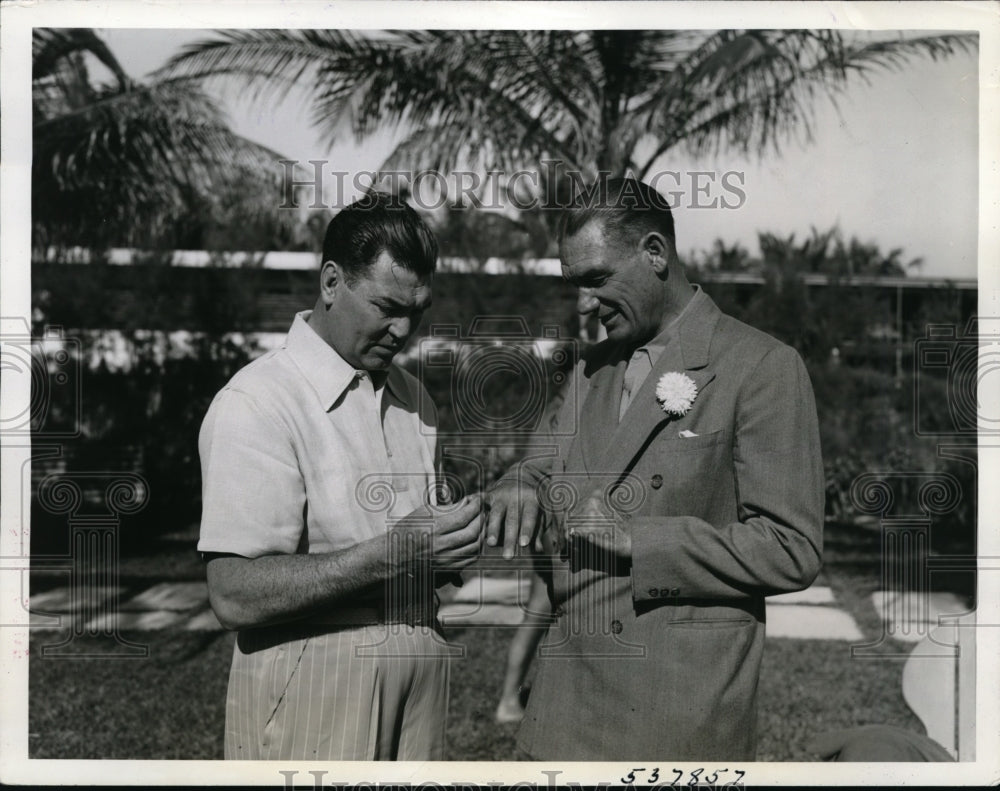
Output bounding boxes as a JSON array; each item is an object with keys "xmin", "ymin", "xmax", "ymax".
[{"xmin": 596, "ymin": 288, "xmax": 721, "ymax": 478}]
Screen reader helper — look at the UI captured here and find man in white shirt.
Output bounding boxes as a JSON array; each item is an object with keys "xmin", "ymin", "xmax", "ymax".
[{"xmin": 198, "ymin": 192, "xmax": 483, "ymax": 760}]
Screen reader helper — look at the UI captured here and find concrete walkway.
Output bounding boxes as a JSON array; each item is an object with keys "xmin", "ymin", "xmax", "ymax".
[
  {"xmin": 869, "ymin": 590, "xmax": 973, "ymax": 644},
  {"xmin": 27, "ymin": 576, "xmax": 875, "ymax": 641}
]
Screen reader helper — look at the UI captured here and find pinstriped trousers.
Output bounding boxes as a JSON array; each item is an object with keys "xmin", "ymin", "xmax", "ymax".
[{"xmin": 223, "ymin": 624, "xmax": 451, "ymax": 760}]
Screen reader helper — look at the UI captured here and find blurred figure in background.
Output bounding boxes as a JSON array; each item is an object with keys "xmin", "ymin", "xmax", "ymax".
[{"xmin": 495, "ymin": 573, "xmax": 553, "ymax": 723}]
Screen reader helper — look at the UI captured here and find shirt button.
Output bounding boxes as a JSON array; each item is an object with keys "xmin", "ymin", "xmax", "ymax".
[
  {"xmin": 554, "ymin": 605, "xmax": 565, "ymax": 617},
  {"xmin": 651, "ymin": 474, "xmax": 663, "ymax": 489},
  {"xmin": 610, "ymin": 620, "xmax": 623, "ymax": 634}
]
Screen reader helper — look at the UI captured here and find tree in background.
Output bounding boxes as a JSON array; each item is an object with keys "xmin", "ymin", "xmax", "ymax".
[
  {"xmin": 32, "ymin": 28, "xmax": 295, "ymax": 254},
  {"xmin": 163, "ymin": 29, "xmax": 974, "ymax": 180},
  {"xmin": 30, "ymin": 29, "xmax": 309, "ymax": 547},
  {"xmin": 691, "ymin": 239, "xmax": 757, "ymax": 275},
  {"xmin": 689, "ymin": 226, "xmax": 925, "ymax": 362},
  {"xmin": 162, "ymin": 29, "xmax": 974, "ymax": 261},
  {"xmin": 688, "ymin": 227, "xmax": 972, "ymax": 542}
]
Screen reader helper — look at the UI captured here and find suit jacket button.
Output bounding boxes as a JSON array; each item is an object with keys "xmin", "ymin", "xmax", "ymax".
[
  {"xmin": 648, "ymin": 588, "xmax": 659, "ymax": 598},
  {"xmin": 610, "ymin": 620, "xmax": 623, "ymax": 634},
  {"xmin": 651, "ymin": 474, "xmax": 663, "ymax": 489},
  {"xmin": 670, "ymin": 588, "xmax": 680, "ymax": 597}
]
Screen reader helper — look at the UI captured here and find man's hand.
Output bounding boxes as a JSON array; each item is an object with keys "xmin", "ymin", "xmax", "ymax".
[
  {"xmin": 389, "ymin": 494, "xmax": 485, "ymax": 574},
  {"xmin": 565, "ymin": 490, "xmax": 633, "ymax": 559},
  {"xmin": 204, "ymin": 496, "xmax": 484, "ymax": 631},
  {"xmin": 484, "ymin": 480, "xmax": 541, "ymax": 560}
]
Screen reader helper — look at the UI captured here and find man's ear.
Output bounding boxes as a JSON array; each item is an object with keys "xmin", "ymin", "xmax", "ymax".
[
  {"xmin": 640, "ymin": 232, "xmax": 670, "ymax": 276},
  {"xmin": 319, "ymin": 260, "xmax": 340, "ymax": 307}
]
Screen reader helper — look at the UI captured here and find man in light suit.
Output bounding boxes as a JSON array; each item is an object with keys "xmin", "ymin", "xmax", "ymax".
[{"xmin": 485, "ymin": 177, "xmax": 824, "ymax": 760}]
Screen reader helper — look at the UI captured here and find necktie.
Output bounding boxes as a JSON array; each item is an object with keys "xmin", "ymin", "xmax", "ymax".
[{"xmin": 619, "ymin": 349, "xmax": 651, "ymax": 421}]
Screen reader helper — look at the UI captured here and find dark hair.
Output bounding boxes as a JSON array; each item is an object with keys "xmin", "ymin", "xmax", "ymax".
[
  {"xmin": 559, "ymin": 177, "xmax": 676, "ymax": 252},
  {"xmin": 321, "ymin": 191, "xmax": 438, "ymax": 284}
]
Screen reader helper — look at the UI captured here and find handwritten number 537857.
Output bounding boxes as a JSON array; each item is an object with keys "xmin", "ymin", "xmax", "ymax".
[{"xmin": 620, "ymin": 767, "xmax": 745, "ymax": 786}]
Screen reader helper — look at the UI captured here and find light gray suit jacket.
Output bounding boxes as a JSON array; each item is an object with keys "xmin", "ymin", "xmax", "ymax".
[{"xmin": 515, "ymin": 288, "xmax": 824, "ymax": 760}]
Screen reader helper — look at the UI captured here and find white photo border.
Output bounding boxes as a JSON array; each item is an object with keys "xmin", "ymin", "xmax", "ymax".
[{"xmin": 2, "ymin": 1, "xmax": 998, "ymax": 786}]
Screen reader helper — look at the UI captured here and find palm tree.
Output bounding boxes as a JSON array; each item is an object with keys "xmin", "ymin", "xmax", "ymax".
[
  {"xmin": 161, "ymin": 29, "xmax": 976, "ymax": 185},
  {"xmin": 692, "ymin": 238, "xmax": 757, "ymax": 275},
  {"xmin": 32, "ymin": 28, "xmax": 293, "ymax": 254},
  {"xmin": 831, "ymin": 236, "xmax": 924, "ymax": 277}
]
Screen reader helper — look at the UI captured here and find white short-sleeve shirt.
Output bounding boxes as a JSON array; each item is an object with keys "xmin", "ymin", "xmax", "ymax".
[{"xmin": 197, "ymin": 311, "xmax": 439, "ymax": 559}]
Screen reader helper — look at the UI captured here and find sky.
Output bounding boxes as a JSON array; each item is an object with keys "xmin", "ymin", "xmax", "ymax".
[{"xmin": 99, "ymin": 27, "xmax": 980, "ymax": 279}]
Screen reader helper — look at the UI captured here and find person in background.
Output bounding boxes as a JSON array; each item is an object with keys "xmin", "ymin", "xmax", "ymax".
[{"xmin": 495, "ymin": 572, "xmax": 553, "ymax": 723}]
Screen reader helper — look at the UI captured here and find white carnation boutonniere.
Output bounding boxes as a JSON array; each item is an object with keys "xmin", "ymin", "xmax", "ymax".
[{"xmin": 655, "ymin": 372, "xmax": 698, "ymax": 417}]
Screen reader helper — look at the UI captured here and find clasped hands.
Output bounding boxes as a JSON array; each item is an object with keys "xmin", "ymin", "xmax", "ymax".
[
  {"xmin": 484, "ymin": 480, "xmax": 633, "ymax": 561},
  {"xmin": 388, "ymin": 481, "xmax": 632, "ymax": 574}
]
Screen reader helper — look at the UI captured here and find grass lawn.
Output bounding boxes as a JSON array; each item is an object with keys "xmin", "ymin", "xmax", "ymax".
[{"xmin": 28, "ymin": 521, "xmax": 936, "ymax": 761}]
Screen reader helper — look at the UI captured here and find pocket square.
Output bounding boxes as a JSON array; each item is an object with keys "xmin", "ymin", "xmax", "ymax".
[{"xmin": 678, "ymin": 430, "xmax": 698, "ymax": 438}]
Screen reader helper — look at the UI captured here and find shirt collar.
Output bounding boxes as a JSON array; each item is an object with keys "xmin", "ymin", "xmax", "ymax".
[
  {"xmin": 635, "ymin": 284, "xmax": 705, "ymax": 367},
  {"xmin": 284, "ymin": 311, "xmax": 409, "ymax": 411}
]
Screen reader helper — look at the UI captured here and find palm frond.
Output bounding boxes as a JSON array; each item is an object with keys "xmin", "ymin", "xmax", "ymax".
[
  {"xmin": 33, "ymin": 30, "xmax": 295, "ymax": 251},
  {"xmin": 161, "ymin": 27, "xmax": 976, "ymax": 191},
  {"xmin": 163, "ymin": 29, "xmax": 594, "ymax": 172},
  {"xmin": 637, "ymin": 29, "xmax": 977, "ymax": 166},
  {"xmin": 33, "ymin": 28, "xmax": 131, "ymax": 89}
]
